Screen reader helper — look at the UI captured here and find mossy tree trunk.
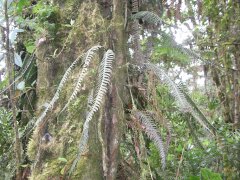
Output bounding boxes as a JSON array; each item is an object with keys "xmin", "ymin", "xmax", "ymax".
[{"xmin": 29, "ymin": 0, "xmax": 128, "ymax": 179}]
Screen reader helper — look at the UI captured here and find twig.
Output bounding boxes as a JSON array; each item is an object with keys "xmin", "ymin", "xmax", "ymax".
[{"xmin": 175, "ymin": 144, "xmax": 186, "ymax": 179}]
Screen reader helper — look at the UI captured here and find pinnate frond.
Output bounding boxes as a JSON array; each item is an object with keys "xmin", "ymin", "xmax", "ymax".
[
  {"xmin": 60, "ymin": 45, "xmax": 102, "ymax": 113},
  {"xmin": 146, "ymin": 63, "xmax": 190, "ymax": 112},
  {"xmin": 134, "ymin": 111, "xmax": 166, "ymax": 169},
  {"xmin": 158, "ymin": 31, "xmax": 201, "ymax": 60},
  {"xmin": 132, "ymin": 11, "xmax": 163, "ymax": 25},
  {"xmin": 145, "ymin": 63, "xmax": 215, "ymax": 134},
  {"xmin": 34, "ymin": 46, "xmax": 103, "ymax": 127},
  {"xmin": 34, "ymin": 51, "xmax": 83, "ymax": 126},
  {"xmin": 69, "ymin": 49, "xmax": 115, "ymax": 174}
]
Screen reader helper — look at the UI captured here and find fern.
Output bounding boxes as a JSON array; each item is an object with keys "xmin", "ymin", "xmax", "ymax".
[
  {"xmin": 60, "ymin": 45, "xmax": 102, "ymax": 113},
  {"xmin": 131, "ymin": 11, "xmax": 202, "ymax": 62},
  {"xmin": 35, "ymin": 45, "xmax": 102, "ymax": 126},
  {"xmin": 146, "ymin": 63, "xmax": 190, "ymax": 112},
  {"xmin": 69, "ymin": 49, "xmax": 115, "ymax": 174},
  {"xmin": 132, "ymin": 11, "xmax": 163, "ymax": 25},
  {"xmin": 131, "ymin": 0, "xmax": 139, "ymax": 14},
  {"xmin": 145, "ymin": 63, "xmax": 214, "ymax": 134},
  {"xmin": 134, "ymin": 111, "xmax": 166, "ymax": 169},
  {"xmin": 179, "ymin": 86, "xmax": 216, "ymax": 135},
  {"xmin": 158, "ymin": 31, "xmax": 201, "ymax": 61},
  {"xmin": 185, "ymin": 114, "xmax": 205, "ymax": 150}
]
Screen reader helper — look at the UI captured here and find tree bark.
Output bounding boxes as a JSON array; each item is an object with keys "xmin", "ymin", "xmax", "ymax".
[{"xmin": 29, "ymin": 0, "xmax": 128, "ymax": 179}]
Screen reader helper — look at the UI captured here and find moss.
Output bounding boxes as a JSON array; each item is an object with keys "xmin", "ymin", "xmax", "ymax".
[
  {"xmin": 31, "ymin": 157, "xmax": 67, "ymax": 180},
  {"xmin": 27, "ymin": 138, "xmax": 37, "ymax": 160},
  {"xmin": 28, "ymin": 1, "xmax": 113, "ymax": 179}
]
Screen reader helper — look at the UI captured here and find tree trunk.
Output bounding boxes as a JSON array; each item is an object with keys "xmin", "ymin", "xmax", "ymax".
[{"xmin": 28, "ymin": 0, "xmax": 128, "ymax": 179}]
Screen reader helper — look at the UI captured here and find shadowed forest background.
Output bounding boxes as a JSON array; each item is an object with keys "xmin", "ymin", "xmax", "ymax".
[{"xmin": 0, "ymin": 0, "xmax": 239, "ymax": 179}]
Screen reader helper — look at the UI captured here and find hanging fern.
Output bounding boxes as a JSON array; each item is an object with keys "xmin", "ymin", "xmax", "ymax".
[
  {"xmin": 178, "ymin": 85, "xmax": 216, "ymax": 135},
  {"xmin": 132, "ymin": 11, "xmax": 163, "ymax": 25},
  {"xmin": 134, "ymin": 111, "xmax": 166, "ymax": 169},
  {"xmin": 69, "ymin": 49, "xmax": 115, "ymax": 174},
  {"xmin": 34, "ymin": 45, "xmax": 102, "ymax": 126},
  {"xmin": 146, "ymin": 63, "xmax": 190, "ymax": 112},
  {"xmin": 145, "ymin": 63, "xmax": 215, "ymax": 134},
  {"xmin": 131, "ymin": 11, "xmax": 202, "ymax": 62},
  {"xmin": 158, "ymin": 31, "xmax": 202, "ymax": 61},
  {"xmin": 185, "ymin": 114, "xmax": 205, "ymax": 150},
  {"xmin": 131, "ymin": 0, "xmax": 139, "ymax": 14},
  {"xmin": 60, "ymin": 45, "xmax": 103, "ymax": 113}
]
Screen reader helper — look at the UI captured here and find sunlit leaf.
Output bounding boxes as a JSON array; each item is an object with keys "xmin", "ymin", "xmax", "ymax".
[
  {"xmin": 16, "ymin": 81, "xmax": 25, "ymax": 91},
  {"xmin": 14, "ymin": 52, "xmax": 23, "ymax": 67},
  {"xmin": 58, "ymin": 157, "xmax": 67, "ymax": 163},
  {"xmin": 9, "ymin": 29, "xmax": 24, "ymax": 43}
]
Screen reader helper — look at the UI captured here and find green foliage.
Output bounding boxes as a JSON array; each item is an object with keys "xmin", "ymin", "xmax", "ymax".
[
  {"xmin": 151, "ymin": 36, "xmax": 190, "ymax": 66},
  {"xmin": 0, "ymin": 107, "xmax": 13, "ymax": 154},
  {"xmin": 1, "ymin": 1, "xmax": 239, "ymax": 179},
  {"xmin": 32, "ymin": 1, "xmax": 60, "ymax": 36},
  {"xmin": 200, "ymin": 168, "xmax": 222, "ymax": 180}
]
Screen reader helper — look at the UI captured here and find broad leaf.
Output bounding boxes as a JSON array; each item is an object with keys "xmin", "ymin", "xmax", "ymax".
[
  {"xmin": 14, "ymin": 52, "xmax": 23, "ymax": 67},
  {"xmin": 9, "ymin": 29, "xmax": 24, "ymax": 43},
  {"xmin": 16, "ymin": 81, "xmax": 25, "ymax": 91}
]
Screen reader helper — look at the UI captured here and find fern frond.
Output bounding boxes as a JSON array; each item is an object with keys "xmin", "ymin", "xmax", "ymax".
[
  {"xmin": 146, "ymin": 111, "xmax": 172, "ymax": 155},
  {"xmin": 132, "ymin": 11, "xmax": 163, "ymax": 25},
  {"xmin": 185, "ymin": 115, "xmax": 205, "ymax": 150},
  {"xmin": 146, "ymin": 63, "xmax": 190, "ymax": 112},
  {"xmin": 35, "ymin": 45, "xmax": 102, "ymax": 126},
  {"xmin": 131, "ymin": 0, "xmax": 139, "ymax": 14},
  {"xmin": 34, "ymin": 53, "xmax": 83, "ymax": 126},
  {"xmin": 69, "ymin": 49, "xmax": 115, "ymax": 174},
  {"xmin": 60, "ymin": 45, "xmax": 102, "ymax": 113},
  {"xmin": 87, "ymin": 89, "xmax": 94, "ymax": 109},
  {"xmin": 146, "ymin": 63, "xmax": 215, "ymax": 134},
  {"xmin": 158, "ymin": 31, "xmax": 201, "ymax": 60},
  {"xmin": 179, "ymin": 86, "xmax": 216, "ymax": 134},
  {"xmin": 134, "ymin": 111, "xmax": 166, "ymax": 169}
]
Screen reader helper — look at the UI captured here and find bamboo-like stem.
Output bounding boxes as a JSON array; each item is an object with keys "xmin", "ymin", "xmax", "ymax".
[{"xmin": 3, "ymin": 1, "xmax": 22, "ymax": 179}]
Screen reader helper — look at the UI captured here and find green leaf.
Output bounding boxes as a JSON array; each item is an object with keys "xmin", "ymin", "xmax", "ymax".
[
  {"xmin": 58, "ymin": 157, "xmax": 68, "ymax": 163},
  {"xmin": 9, "ymin": 29, "xmax": 24, "ymax": 43},
  {"xmin": 20, "ymin": 164, "xmax": 29, "ymax": 168},
  {"xmin": 26, "ymin": 45, "xmax": 35, "ymax": 54},
  {"xmin": 201, "ymin": 168, "xmax": 222, "ymax": 180},
  {"xmin": 16, "ymin": 81, "xmax": 25, "ymax": 91},
  {"xmin": 14, "ymin": 52, "xmax": 23, "ymax": 67},
  {"xmin": 176, "ymin": 144, "xmax": 183, "ymax": 152},
  {"xmin": 188, "ymin": 176, "xmax": 200, "ymax": 180},
  {"xmin": 17, "ymin": 0, "xmax": 30, "ymax": 13}
]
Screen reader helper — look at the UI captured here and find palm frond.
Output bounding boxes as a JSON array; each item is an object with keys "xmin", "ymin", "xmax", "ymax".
[
  {"xmin": 134, "ymin": 111, "xmax": 166, "ymax": 169},
  {"xmin": 69, "ymin": 49, "xmax": 115, "ymax": 174}
]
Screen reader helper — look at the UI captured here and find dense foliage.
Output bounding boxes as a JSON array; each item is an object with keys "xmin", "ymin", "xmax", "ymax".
[{"xmin": 0, "ymin": 0, "xmax": 239, "ymax": 179}]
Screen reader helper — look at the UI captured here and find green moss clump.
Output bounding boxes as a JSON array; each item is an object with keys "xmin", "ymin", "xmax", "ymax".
[{"xmin": 27, "ymin": 138, "xmax": 37, "ymax": 160}]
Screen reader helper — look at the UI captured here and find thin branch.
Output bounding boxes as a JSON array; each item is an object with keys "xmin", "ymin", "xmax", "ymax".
[{"xmin": 3, "ymin": 0, "xmax": 21, "ymax": 179}]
